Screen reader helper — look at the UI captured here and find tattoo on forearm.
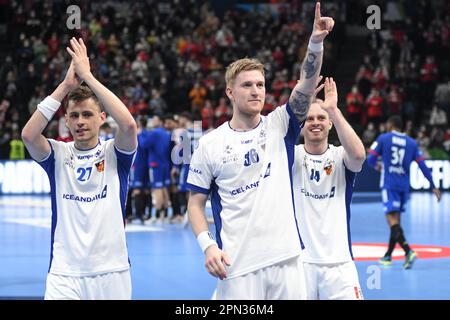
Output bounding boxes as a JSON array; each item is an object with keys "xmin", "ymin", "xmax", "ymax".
[
  {"xmin": 289, "ymin": 91, "xmax": 311, "ymax": 121},
  {"xmin": 302, "ymin": 53, "xmax": 318, "ymax": 79}
]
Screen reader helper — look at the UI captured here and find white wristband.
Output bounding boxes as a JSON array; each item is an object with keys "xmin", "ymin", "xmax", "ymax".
[
  {"xmin": 197, "ymin": 231, "xmax": 217, "ymax": 253},
  {"xmin": 308, "ymin": 40, "xmax": 323, "ymax": 52},
  {"xmin": 37, "ymin": 96, "xmax": 61, "ymax": 121}
]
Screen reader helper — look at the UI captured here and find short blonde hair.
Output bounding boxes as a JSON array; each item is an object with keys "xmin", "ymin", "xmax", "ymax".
[{"xmin": 225, "ymin": 58, "xmax": 265, "ymax": 87}]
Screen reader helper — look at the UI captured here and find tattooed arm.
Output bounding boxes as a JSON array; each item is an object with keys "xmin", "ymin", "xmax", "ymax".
[{"xmin": 289, "ymin": 1, "xmax": 334, "ymax": 123}]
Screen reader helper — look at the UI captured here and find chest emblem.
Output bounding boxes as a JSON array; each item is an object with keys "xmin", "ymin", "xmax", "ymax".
[
  {"xmin": 95, "ymin": 160, "xmax": 105, "ymax": 172},
  {"xmin": 324, "ymin": 158, "xmax": 333, "ymax": 175}
]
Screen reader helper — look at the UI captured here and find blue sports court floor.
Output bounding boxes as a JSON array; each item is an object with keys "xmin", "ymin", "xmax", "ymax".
[{"xmin": 0, "ymin": 192, "xmax": 449, "ymax": 300}]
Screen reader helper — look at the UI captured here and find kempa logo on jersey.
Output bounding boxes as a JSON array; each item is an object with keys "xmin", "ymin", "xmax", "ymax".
[
  {"xmin": 62, "ymin": 185, "xmax": 108, "ymax": 202},
  {"xmin": 77, "ymin": 154, "xmax": 94, "ymax": 160},
  {"xmin": 75, "ymin": 149, "xmax": 103, "ymax": 160}
]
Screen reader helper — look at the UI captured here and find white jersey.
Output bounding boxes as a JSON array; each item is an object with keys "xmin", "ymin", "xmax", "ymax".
[
  {"xmin": 187, "ymin": 104, "xmax": 304, "ymax": 279},
  {"xmin": 293, "ymin": 145, "xmax": 358, "ymax": 264},
  {"xmin": 37, "ymin": 139, "xmax": 135, "ymax": 276}
]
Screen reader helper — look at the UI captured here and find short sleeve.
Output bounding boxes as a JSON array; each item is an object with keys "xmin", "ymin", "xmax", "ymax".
[
  {"xmin": 186, "ymin": 137, "xmax": 213, "ymax": 194},
  {"xmin": 267, "ymin": 103, "xmax": 302, "ymax": 145},
  {"xmin": 369, "ymin": 136, "xmax": 383, "ymax": 156}
]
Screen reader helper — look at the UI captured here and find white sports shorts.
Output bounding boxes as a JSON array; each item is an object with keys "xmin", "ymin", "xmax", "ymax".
[
  {"xmin": 215, "ymin": 256, "xmax": 306, "ymax": 300},
  {"xmin": 303, "ymin": 261, "xmax": 363, "ymax": 300},
  {"xmin": 44, "ymin": 269, "xmax": 132, "ymax": 300}
]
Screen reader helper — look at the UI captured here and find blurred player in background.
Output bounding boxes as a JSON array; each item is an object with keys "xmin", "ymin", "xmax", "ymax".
[
  {"xmin": 142, "ymin": 114, "xmax": 172, "ymax": 222},
  {"xmin": 367, "ymin": 115, "xmax": 441, "ymax": 269},
  {"xmin": 128, "ymin": 116, "xmax": 151, "ymax": 224}
]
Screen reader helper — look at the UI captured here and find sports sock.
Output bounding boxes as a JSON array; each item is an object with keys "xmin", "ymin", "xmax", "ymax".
[{"xmin": 386, "ymin": 224, "xmax": 400, "ymax": 257}]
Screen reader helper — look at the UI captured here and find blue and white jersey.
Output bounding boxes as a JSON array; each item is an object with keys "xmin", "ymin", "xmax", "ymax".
[
  {"xmin": 37, "ymin": 139, "xmax": 135, "ymax": 276},
  {"xmin": 369, "ymin": 131, "xmax": 424, "ymax": 191},
  {"xmin": 187, "ymin": 104, "xmax": 303, "ymax": 279},
  {"xmin": 293, "ymin": 145, "xmax": 357, "ymax": 264}
]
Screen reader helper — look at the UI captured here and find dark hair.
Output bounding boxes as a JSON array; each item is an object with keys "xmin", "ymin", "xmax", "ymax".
[
  {"xmin": 161, "ymin": 113, "xmax": 175, "ymax": 122},
  {"xmin": 67, "ymin": 85, "xmax": 103, "ymax": 112},
  {"xmin": 179, "ymin": 111, "xmax": 193, "ymax": 122},
  {"xmin": 387, "ymin": 115, "xmax": 403, "ymax": 130},
  {"xmin": 138, "ymin": 116, "xmax": 147, "ymax": 128}
]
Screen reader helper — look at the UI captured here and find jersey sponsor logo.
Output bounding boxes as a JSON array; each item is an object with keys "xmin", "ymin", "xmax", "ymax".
[
  {"xmin": 189, "ymin": 166, "xmax": 202, "ymax": 175},
  {"xmin": 230, "ymin": 181, "xmax": 260, "ymax": 196},
  {"xmin": 62, "ymin": 185, "xmax": 108, "ymax": 202},
  {"xmin": 241, "ymin": 139, "xmax": 252, "ymax": 144},
  {"xmin": 77, "ymin": 154, "xmax": 94, "ymax": 160},
  {"xmin": 388, "ymin": 165, "xmax": 405, "ymax": 174},
  {"xmin": 300, "ymin": 186, "xmax": 336, "ymax": 200},
  {"xmin": 95, "ymin": 160, "xmax": 105, "ymax": 172},
  {"xmin": 230, "ymin": 163, "xmax": 272, "ymax": 196}
]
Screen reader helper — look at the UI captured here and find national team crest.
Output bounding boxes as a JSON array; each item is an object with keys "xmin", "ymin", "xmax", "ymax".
[
  {"xmin": 324, "ymin": 159, "xmax": 333, "ymax": 175},
  {"xmin": 95, "ymin": 160, "xmax": 105, "ymax": 172}
]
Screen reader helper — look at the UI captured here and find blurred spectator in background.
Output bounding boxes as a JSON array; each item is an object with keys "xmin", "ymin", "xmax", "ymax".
[
  {"xmin": 9, "ymin": 130, "xmax": 25, "ymax": 160},
  {"xmin": 346, "ymin": 85, "xmax": 364, "ymax": 125}
]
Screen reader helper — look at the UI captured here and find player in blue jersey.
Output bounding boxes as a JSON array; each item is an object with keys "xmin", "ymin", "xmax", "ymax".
[
  {"xmin": 128, "ymin": 116, "xmax": 151, "ymax": 224},
  {"xmin": 171, "ymin": 111, "xmax": 201, "ymax": 223},
  {"xmin": 21, "ymin": 38, "xmax": 137, "ymax": 299},
  {"xmin": 187, "ymin": 2, "xmax": 334, "ymax": 299},
  {"xmin": 162, "ymin": 114, "xmax": 183, "ymax": 222},
  {"xmin": 142, "ymin": 114, "xmax": 172, "ymax": 222},
  {"xmin": 367, "ymin": 115, "xmax": 441, "ymax": 269}
]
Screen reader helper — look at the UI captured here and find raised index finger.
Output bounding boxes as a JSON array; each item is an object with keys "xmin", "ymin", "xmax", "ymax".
[{"xmin": 315, "ymin": 1, "xmax": 321, "ymax": 21}]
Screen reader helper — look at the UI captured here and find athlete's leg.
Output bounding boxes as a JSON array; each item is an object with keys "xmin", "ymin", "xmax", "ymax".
[
  {"xmin": 144, "ymin": 188, "xmax": 152, "ymax": 220},
  {"xmin": 169, "ymin": 184, "xmax": 181, "ymax": 222},
  {"xmin": 132, "ymin": 188, "xmax": 145, "ymax": 224},
  {"xmin": 152, "ymin": 188, "xmax": 165, "ymax": 220},
  {"xmin": 385, "ymin": 211, "xmax": 401, "ymax": 257}
]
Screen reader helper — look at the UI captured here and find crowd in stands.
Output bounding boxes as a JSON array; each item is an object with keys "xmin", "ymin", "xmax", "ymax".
[
  {"xmin": 0, "ymin": 0, "xmax": 449, "ymax": 161},
  {"xmin": 346, "ymin": 0, "xmax": 450, "ymax": 159}
]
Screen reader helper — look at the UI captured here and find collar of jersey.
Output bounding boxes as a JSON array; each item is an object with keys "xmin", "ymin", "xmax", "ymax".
[
  {"xmin": 303, "ymin": 144, "xmax": 330, "ymax": 156},
  {"xmin": 73, "ymin": 139, "xmax": 102, "ymax": 152},
  {"xmin": 227, "ymin": 117, "xmax": 262, "ymax": 133}
]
